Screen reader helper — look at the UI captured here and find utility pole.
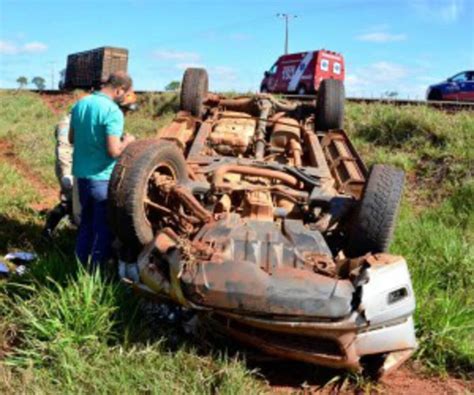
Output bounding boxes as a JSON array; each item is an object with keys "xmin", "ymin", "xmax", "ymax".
[
  {"xmin": 48, "ymin": 61, "xmax": 56, "ymax": 90},
  {"xmin": 276, "ymin": 13, "xmax": 297, "ymax": 54}
]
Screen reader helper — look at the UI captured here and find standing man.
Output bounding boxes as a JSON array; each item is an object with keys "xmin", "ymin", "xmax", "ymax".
[
  {"xmin": 42, "ymin": 113, "xmax": 76, "ymax": 239},
  {"xmin": 69, "ymin": 72, "xmax": 135, "ymax": 269}
]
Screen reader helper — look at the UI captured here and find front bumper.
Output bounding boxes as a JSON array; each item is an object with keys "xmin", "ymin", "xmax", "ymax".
[
  {"xmin": 207, "ymin": 312, "xmax": 416, "ymax": 374},
  {"xmin": 133, "ymin": 229, "xmax": 417, "ymax": 375},
  {"xmin": 205, "ymin": 256, "xmax": 417, "ymax": 375}
]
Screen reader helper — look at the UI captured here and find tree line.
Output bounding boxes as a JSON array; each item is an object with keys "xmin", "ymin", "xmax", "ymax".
[{"xmin": 16, "ymin": 76, "xmax": 46, "ymax": 90}]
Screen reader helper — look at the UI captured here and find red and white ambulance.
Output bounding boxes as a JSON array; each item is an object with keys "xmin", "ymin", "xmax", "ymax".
[{"xmin": 260, "ymin": 50, "xmax": 345, "ymax": 95}]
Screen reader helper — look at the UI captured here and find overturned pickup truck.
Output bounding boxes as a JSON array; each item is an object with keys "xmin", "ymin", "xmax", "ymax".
[{"xmin": 109, "ymin": 68, "xmax": 417, "ymax": 377}]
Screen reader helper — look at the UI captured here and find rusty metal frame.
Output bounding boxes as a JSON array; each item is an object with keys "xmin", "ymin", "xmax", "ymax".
[{"xmin": 127, "ymin": 92, "xmax": 416, "ymax": 377}]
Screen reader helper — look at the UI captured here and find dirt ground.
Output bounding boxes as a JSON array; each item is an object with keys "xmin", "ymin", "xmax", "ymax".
[
  {"xmin": 0, "ymin": 138, "xmax": 57, "ymax": 211},
  {"xmin": 253, "ymin": 358, "xmax": 472, "ymax": 394},
  {"xmin": 379, "ymin": 367, "xmax": 472, "ymax": 395},
  {"xmin": 39, "ymin": 91, "xmax": 76, "ymax": 115}
]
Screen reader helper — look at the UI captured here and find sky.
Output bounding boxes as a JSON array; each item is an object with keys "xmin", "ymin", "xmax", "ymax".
[{"xmin": 0, "ymin": 0, "xmax": 473, "ymax": 98}]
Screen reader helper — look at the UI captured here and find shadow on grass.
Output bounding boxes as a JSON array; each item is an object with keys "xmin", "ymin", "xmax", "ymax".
[
  {"xmin": 117, "ymin": 298, "xmax": 355, "ymax": 391},
  {"xmin": 0, "ymin": 213, "xmax": 78, "ymax": 285}
]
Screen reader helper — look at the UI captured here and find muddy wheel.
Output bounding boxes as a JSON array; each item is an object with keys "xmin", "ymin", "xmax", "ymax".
[
  {"xmin": 346, "ymin": 164, "xmax": 405, "ymax": 257},
  {"xmin": 108, "ymin": 140, "xmax": 188, "ymax": 249},
  {"xmin": 180, "ymin": 68, "xmax": 208, "ymax": 117},
  {"xmin": 108, "ymin": 139, "xmax": 157, "ymax": 232},
  {"xmin": 315, "ymin": 79, "xmax": 345, "ymax": 131}
]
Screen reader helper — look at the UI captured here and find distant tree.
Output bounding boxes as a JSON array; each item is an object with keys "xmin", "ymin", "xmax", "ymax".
[
  {"xmin": 32, "ymin": 76, "xmax": 46, "ymax": 91},
  {"xmin": 16, "ymin": 76, "xmax": 28, "ymax": 90},
  {"xmin": 165, "ymin": 81, "xmax": 180, "ymax": 91},
  {"xmin": 383, "ymin": 91, "xmax": 399, "ymax": 99}
]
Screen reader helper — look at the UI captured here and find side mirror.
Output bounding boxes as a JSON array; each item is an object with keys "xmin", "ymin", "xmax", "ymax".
[
  {"xmin": 447, "ymin": 78, "xmax": 453, "ymax": 82},
  {"xmin": 264, "ymin": 71, "xmax": 270, "ymax": 78}
]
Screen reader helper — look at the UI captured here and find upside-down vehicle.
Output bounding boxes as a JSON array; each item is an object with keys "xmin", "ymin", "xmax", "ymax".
[{"xmin": 108, "ymin": 68, "xmax": 417, "ymax": 377}]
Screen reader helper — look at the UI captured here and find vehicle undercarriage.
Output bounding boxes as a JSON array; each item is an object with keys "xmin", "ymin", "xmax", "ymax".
[{"xmin": 109, "ymin": 68, "xmax": 417, "ymax": 377}]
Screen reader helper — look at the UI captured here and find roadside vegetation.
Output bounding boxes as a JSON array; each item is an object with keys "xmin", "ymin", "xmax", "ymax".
[{"xmin": 0, "ymin": 92, "xmax": 472, "ymax": 393}]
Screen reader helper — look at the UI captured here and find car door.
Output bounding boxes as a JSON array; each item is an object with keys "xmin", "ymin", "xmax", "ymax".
[
  {"xmin": 463, "ymin": 72, "xmax": 474, "ymax": 101},
  {"xmin": 445, "ymin": 72, "xmax": 467, "ymax": 101},
  {"xmin": 264, "ymin": 63, "xmax": 279, "ymax": 92}
]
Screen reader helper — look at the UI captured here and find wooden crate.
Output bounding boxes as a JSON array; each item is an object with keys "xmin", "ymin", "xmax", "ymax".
[{"xmin": 64, "ymin": 47, "xmax": 128, "ymax": 90}]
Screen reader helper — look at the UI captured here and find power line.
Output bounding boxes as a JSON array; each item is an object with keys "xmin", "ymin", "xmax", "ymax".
[{"xmin": 276, "ymin": 13, "xmax": 297, "ymax": 55}]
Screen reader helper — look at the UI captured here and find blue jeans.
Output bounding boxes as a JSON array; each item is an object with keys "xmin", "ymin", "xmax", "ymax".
[{"xmin": 76, "ymin": 178, "xmax": 113, "ymax": 268}]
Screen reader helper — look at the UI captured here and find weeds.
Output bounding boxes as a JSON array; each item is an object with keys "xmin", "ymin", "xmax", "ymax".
[
  {"xmin": 393, "ymin": 183, "xmax": 474, "ymax": 373},
  {"xmin": 0, "ymin": 91, "xmax": 56, "ymax": 186},
  {"xmin": 346, "ymin": 103, "xmax": 474, "ymax": 204},
  {"xmin": 0, "ymin": 264, "xmax": 265, "ymax": 394}
]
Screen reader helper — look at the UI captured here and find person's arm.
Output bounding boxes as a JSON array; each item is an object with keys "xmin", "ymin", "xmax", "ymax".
[
  {"xmin": 106, "ymin": 134, "xmax": 135, "ymax": 158},
  {"xmin": 68, "ymin": 109, "xmax": 75, "ymax": 145},
  {"xmin": 68, "ymin": 125, "xmax": 74, "ymax": 144},
  {"xmin": 105, "ymin": 108, "xmax": 135, "ymax": 158}
]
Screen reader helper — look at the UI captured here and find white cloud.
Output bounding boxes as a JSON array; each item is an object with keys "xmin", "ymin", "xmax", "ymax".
[
  {"xmin": 356, "ymin": 32, "xmax": 407, "ymax": 43},
  {"xmin": 174, "ymin": 64, "xmax": 239, "ymax": 90},
  {"xmin": 23, "ymin": 41, "xmax": 48, "ymax": 53},
  {"xmin": 412, "ymin": 0, "xmax": 464, "ymax": 23},
  {"xmin": 0, "ymin": 40, "xmax": 48, "ymax": 55},
  {"xmin": 345, "ymin": 61, "xmax": 419, "ymax": 98},
  {"xmin": 0, "ymin": 41, "xmax": 18, "ymax": 55},
  {"xmin": 150, "ymin": 48, "xmax": 239, "ymax": 91},
  {"xmin": 153, "ymin": 49, "xmax": 200, "ymax": 62},
  {"xmin": 345, "ymin": 73, "xmax": 368, "ymax": 89},
  {"xmin": 229, "ymin": 33, "xmax": 252, "ymax": 41},
  {"xmin": 176, "ymin": 62, "xmax": 205, "ymax": 70},
  {"xmin": 369, "ymin": 62, "xmax": 410, "ymax": 81},
  {"xmin": 204, "ymin": 66, "xmax": 241, "ymax": 92}
]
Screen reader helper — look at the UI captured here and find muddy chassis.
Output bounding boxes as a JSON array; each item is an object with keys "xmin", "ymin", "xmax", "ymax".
[{"xmin": 109, "ymin": 68, "xmax": 416, "ymax": 377}]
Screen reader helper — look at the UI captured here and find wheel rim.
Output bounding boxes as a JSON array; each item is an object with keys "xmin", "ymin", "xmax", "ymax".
[
  {"xmin": 143, "ymin": 162, "xmax": 178, "ymax": 232},
  {"xmin": 298, "ymin": 87, "xmax": 305, "ymax": 95}
]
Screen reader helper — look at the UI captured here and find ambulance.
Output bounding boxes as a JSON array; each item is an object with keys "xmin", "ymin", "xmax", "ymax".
[{"xmin": 260, "ymin": 50, "xmax": 345, "ymax": 95}]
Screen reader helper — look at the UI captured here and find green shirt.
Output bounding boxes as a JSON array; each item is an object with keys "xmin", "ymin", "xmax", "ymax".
[{"xmin": 71, "ymin": 92, "xmax": 124, "ymax": 181}]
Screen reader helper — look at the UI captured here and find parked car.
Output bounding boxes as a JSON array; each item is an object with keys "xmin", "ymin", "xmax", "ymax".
[
  {"xmin": 109, "ymin": 68, "xmax": 416, "ymax": 378},
  {"xmin": 260, "ymin": 50, "xmax": 345, "ymax": 95},
  {"xmin": 426, "ymin": 70, "xmax": 474, "ymax": 101}
]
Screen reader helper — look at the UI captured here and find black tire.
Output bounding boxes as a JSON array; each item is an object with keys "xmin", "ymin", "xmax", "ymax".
[
  {"xmin": 315, "ymin": 79, "xmax": 345, "ymax": 131},
  {"xmin": 346, "ymin": 164, "xmax": 405, "ymax": 258},
  {"xmin": 427, "ymin": 89, "xmax": 442, "ymax": 101},
  {"xmin": 108, "ymin": 140, "xmax": 188, "ymax": 249},
  {"xmin": 108, "ymin": 139, "xmax": 157, "ymax": 233},
  {"xmin": 180, "ymin": 68, "xmax": 208, "ymax": 117},
  {"xmin": 260, "ymin": 85, "xmax": 268, "ymax": 93}
]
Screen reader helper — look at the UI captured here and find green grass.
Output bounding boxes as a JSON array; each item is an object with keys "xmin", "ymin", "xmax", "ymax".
[
  {"xmin": 345, "ymin": 103, "xmax": 474, "ymax": 203},
  {"xmin": 0, "ymin": 93, "xmax": 473, "ymax": 392},
  {"xmin": 126, "ymin": 92, "xmax": 179, "ymax": 139},
  {"xmin": 0, "ymin": 91, "xmax": 57, "ymax": 186},
  {"xmin": 393, "ymin": 185, "xmax": 474, "ymax": 372},
  {"xmin": 0, "ymin": 266, "xmax": 264, "ymax": 394}
]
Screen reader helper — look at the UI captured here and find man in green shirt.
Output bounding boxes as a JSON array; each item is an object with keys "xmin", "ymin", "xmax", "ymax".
[{"xmin": 69, "ymin": 72, "xmax": 136, "ymax": 268}]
